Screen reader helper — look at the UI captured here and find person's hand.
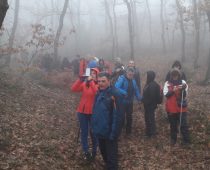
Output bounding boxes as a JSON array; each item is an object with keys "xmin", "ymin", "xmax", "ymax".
[
  {"xmin": 79, "ymin": 76, "xmax": 86, "ymax": 82},
  {"xmin": 182, "ymin": 83, "xmax": 187, "ymax": 89},
  {"xmin": 87, "ymin": 76, "xmax": 92, "ymax": 81},
  {"xmin": 173, "ymin": 86, "xmax": 177, "ymax": 91},
  {"xmin": 173, "ymin": 86, "xmax": 180, "ymax": 91},
  {"xmin": 115, "ymin": 68, "xmax": 121, "ymax": 72}
]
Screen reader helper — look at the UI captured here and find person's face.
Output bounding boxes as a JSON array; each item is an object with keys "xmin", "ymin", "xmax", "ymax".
[
  {"xmin": 174, "ymin": 65, "xmax": 181, "ymax": 70},
  {"xmin": 91, "ymin": 70, "xmax": 97, "ymax": 80},
  {"xmin": 98, "ymin": 76, "xmax": 110, "ymax": 90},
  {"xmin": 126, "ymin": 71, "xmax": 134, "ymax": 80},
  {"xmin": 172, "ymin": 74, "xmax": 179, "ymax": 80},
  {"xmin": 128, "ymin": 61, "xmax": 135, "ymax": 67}
]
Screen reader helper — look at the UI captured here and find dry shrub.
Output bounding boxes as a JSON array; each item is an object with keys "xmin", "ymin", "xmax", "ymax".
[
  {"xmin": 43, "ymin": 69, "xmax": 74, "ymax": 89},
  {"xmin": 24, "ymin": 67, "xmax": 46, "ymax": 81},
  {"xmin": 23, "ymin": 66, "xmax": 74, "ymax": 89}
]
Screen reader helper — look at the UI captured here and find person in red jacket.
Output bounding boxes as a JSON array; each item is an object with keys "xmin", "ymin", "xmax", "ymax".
[
  {"xmin": 163, "ymin": 68, "xmax": 190, "ymax": 146},
  {"xmin": 71, "ymin": 68, "xmax": 99, "ymax": 161}
]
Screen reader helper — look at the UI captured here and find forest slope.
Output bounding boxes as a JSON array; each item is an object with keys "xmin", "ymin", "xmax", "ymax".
[{"xmin": 0, "ymin": 61, "xmax": 210, "ymax": 170}]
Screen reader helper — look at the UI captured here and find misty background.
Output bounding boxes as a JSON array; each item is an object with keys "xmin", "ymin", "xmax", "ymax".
[{"xmin": 1, "ymin": 0, "xmax": 210, "ymax": 71}]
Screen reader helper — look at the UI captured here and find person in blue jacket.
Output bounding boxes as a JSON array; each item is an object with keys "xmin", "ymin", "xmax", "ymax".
[
  {"xmin": 115, "ymin": 67, "xmax": 142, "ymax": 135},
  {"xmin": 92, "ymin": 72, "xmax": 122, "ymax": 170}
]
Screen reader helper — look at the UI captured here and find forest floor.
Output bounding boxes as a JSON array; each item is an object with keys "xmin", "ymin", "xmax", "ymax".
[{"xmin": 0, "ymin": 58, "xmax": 210, "ymax": 170}]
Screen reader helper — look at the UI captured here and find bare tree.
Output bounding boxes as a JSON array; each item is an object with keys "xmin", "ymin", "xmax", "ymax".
[
  {"xmin": 5, "ymin": 0, "xmax": 19, "ymax": 66},
  {"xmin": 54, "ymin": 0, "xmax": 69, "ymax": 61},
  {"xmin": 104, "ymin": 0, "xmax": 115, "ymax": 59},
  {"xmin": 113, "ymin": 0, "xmax": 119, "ymax": 57},
  {"xmin": 193, "ymin": 0, "xmax": 201, "ymax": 68},
  {"xmin": 204, "ymin": 3, "xmax": 210, "ymax": 83},
  {"xmin": 176, "ymin": 0, "xmax": 186, "ymax": 62},
  {"xmin": 160, "ymin": 0, "xmax": 166, "ymax": 54},
  {"xmin": 77, "ymin": 0, "xmax": 81, "ymax": 27},
  {"xmin": 0, "ymin": 0, "xmax": 9, "ymax": 29},
  {"xmin": 130, "ymin": 0, "xmax": 139, "ymax": 48},
  {"xmin": 145, "ymin": 0, "xmax": 153, "ymax": 46},
  {"xmin": 124, "ymin": 0, "xmax": 134, "ymax": 60}
]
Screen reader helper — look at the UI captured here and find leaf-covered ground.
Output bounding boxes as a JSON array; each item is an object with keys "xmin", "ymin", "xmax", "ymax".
[{"xmin": 0, "ymin": 59, "xmax": 210, "ymax": 169}]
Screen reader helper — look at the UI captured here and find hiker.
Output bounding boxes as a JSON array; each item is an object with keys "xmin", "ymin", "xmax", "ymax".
[
  {"xmin": 115, "ymin": 68, "xmax": 142, "ymax": 135},
  {"xmin": 111, "ymin": 57, "xmax": 125, "ymax": 85},
  {"xmin": 127, "ymin": 60, "xmax": 141, "ymax": 91},
  {"xmin": 71, "ymin": 54, "xmax": 80, "ymax": 76},
  {"xmin": 71, "ymin": 68, "xmax": 99, "ymax": 162},
  {"xmin": 165, "ymin": 60, "xmax": 187, "ymax": 81},
  {"xmin": 163, "ymin": 68, "xmax": 190, "ymax": 146},
  {"xmin": 142, "ymin": 71, "xmax": 162, "ymax": 138},
  {"xmin": 87, "ymin": 56, "xmax": 99, "ymax": 69},
  {"xmin": 98, "ymin": 58, "xmax": 106, "ymax": 72},
  {"xmin": 92, "ymin": 72, "xmax": 122, "ymax": 170},
  {"xmin": 79, "ymin": 57, "xmax": 87, "ymax": 77},
  {"xmin": 61, "ymin": 57, "xmax": 71, "ymax": 70}
]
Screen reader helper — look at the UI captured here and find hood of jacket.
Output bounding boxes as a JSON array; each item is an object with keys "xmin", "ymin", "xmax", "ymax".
[{"xmin": 146, "ymin": 71, "xmax": 155, "ymax": 84}]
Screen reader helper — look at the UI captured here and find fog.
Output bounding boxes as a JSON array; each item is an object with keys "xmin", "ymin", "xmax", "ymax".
[{"xmin": 1, "ymin": 0, "xmax": 209, "ymax": 66}]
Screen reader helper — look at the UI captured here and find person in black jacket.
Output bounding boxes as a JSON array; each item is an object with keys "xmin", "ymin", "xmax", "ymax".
[
  {"xmin": 142, "ymin": 71, "xmax": 162, "ymax": 138},
  {"xmin": 71, "ymin": 55, "xmax": 80, "ymax": 76},
  {"xmin": 165, "ymin": 60, "xmax": 187, "ymax": 81}
]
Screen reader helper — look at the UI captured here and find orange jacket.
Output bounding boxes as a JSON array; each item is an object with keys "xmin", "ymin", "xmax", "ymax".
[
  {"xmin": 71, "ymin": 79, "xmax": 98, "ymax": 114},
  {"xmin": 163, "ymin": 80, "xmax": 188, "ymax": 114}
]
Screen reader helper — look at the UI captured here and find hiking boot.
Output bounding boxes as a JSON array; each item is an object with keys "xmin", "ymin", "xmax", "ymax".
[
  {"xmin": 83, "ymin": 152, "xmax": 91, "ymax": 162},
  {"xmin": 90, "ymin": 152, "xmax": 96, "ymax": 161},
  {"xmin": 181, "ymin": 141, "xmax": 191, "ymax": 149},
  {"xmin": 170, "ymin": 139, "xmax": 176, "ymax": 146}
]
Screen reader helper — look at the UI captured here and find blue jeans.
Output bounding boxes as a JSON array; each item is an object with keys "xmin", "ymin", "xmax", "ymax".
[{"xmin": 77, "ymin": 113, "xmax": 97, "ymax": 154}]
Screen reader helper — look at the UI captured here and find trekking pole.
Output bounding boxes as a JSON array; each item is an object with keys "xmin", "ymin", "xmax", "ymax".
[{"xmin": 179, "ymin": 89, "xmax": 184, "ymax": 134}]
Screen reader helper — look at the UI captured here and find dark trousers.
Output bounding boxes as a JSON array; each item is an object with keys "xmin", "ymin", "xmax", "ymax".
[
  {"xmin": 168, "ymin": 112, "xmax": 190, "ymax": 143},
  {"xmin": 77, "ymin": 113, "xmax": 97, "ymax": 154},
  {"xmin": 121, "ymin": 102, "xmax": 133, "ymax": 134},
  {"xmin": 144, "ymin": 106, "xmax": 156, "ymax": 137},
  {"xmin": 98, "ymin": 138, "xmax": 118, "ymax": 170}
]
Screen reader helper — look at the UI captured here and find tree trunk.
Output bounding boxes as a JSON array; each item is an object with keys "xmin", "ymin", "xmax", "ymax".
[
  {"xmin": 145, "ymin": 0, "xmax": 153, "ymax": 46},
  {"xmin": 172, "ymin": 16, "xmax": 178, "ymax": 49},
  {"xmin": 193, "ymin": 0, "xmax": 200, "ymax": 69},
  {"xmin": 54, "ymin": 0, "xmax": 69, "ymax": 62},
  {"xmin": 204, "ymin": 10, "xmax": 210, "ymax": 83},
  {"xmin": 74, "ymin": 0, "xmax": 80, "ymax": 54},
  {"xmin": 0, "ymin": 0, "xmax": 9, "ymax": 29},
  {"xmin": 138, "ymin": 7, "xmax": 147, "ymax": 49},
  {"xmin": 160, "ymin": 0, "xmax": 166, "ymax": 54},
  {"xmin": 51, "ymin": 0, "xmax": 55, "ymax": 29},
  {"xmin": 113, "ymin": 0, "xmax": 119, "ymax": 58},
  {"xmin": 124, "ymin": 0, "xmax": 134, "ymax": 60},
  {"xmin": 176, "ymin": 0, "xmax": 186, "ymax": 62},
  {"xmin": 104, "ymin": 0, "xmax": 115, "ymax": 59},
  {"xmin": 130, "ymin": 0, "xmax": 139, "ymax": 48},
  {"xmin": 5, "ymin": 0, "xmax": 19, "ymax": 66}
]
